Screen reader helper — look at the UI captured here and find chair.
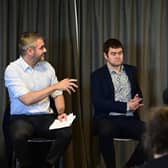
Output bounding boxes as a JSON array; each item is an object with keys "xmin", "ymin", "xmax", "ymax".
[
  {"xmin": 3, "ymin": 97, "xmax": 63, "ymax": 168},
  {"xmin": 91, "ymin": 116, "xmax": 137, "ymax": 168},
  {"xmin": 99, "ymin": 138, "xmax": 136, "ymax": 168},
  {"xmin": 12, "ymin": 138, "xmax": 63, "ymax": 168},
  {"xmin": 3, "ymin": 104, "xmax": 13, "ymax": 168},
  {"xmin": 114, "ymin": 138, "xmax": 133, "ymax": 142},
  {"xmin": 115, "ymin": 138, "xmax": 137, "ymax": 168}
]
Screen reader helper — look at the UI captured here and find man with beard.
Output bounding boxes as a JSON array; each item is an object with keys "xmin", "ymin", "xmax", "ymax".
[{"xmin": 4, "ymin": 32, "xmax": 78, "ymax": 168}]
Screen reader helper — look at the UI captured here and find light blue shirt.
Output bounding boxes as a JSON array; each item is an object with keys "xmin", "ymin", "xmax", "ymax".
[{"xmin": 4, "ymin": 57, "xmax": 62, "ymax": 115}]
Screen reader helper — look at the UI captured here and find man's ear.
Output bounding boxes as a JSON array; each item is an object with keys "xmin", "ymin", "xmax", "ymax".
[
  {"xmin": 104, "ymin": 52, "xmax": 108, "ymax": 60},
  {"xmin": 27, "ymin": 47, "xmax": 34, "ymax": 55}
]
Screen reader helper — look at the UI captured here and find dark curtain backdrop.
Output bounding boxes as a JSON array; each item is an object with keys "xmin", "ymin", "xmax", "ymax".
[{"xmin": 0, "ymin": 0, "xmax": 168, "ymax": 168}]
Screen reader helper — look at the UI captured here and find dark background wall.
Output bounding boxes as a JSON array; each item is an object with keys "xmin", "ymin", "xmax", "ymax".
[{"xmin": 0, "ymin": 0, "xmax": 168, "ymax": 167}]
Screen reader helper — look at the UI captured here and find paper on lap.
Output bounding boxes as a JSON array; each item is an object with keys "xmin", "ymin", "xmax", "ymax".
[{"xmin": 49, "ymin": 113, "xmax": 76, "ymax": 130}]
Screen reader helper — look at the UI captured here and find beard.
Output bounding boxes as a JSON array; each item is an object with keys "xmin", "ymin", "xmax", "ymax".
[{"xmin": 40, "ymin": 54, "xmax": 45, "ymax": 61}]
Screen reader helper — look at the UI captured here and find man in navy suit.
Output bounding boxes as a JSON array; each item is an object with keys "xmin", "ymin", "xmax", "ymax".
[{"xmin": 91, "ymin": 39, "xmax": 146, "ymax": 168}]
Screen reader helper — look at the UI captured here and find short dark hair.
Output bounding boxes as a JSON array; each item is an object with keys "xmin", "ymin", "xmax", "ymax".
[
  {"xmin": 103, "ymin": 38, "xmax": 124, "ymax": 54},
  {"xmin": 144, "ymin": 106, "xmax": 168, "ymax": 155}
]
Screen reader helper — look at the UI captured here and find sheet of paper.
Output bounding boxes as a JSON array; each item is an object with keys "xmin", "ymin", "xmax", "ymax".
[{"xmin": 49, "ymin": 113, "xmax": 76, "ymax": 130}]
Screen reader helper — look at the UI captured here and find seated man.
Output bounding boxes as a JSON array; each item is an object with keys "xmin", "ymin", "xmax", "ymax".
[
  {"xmin": 140, "ymin": 106, "xmax": 168, "ymax": 168},
  {"xmin": 91, "ymin": 38, "xmax": 146, "ymax": 168},
  {"xmin": 4, "ymin": 32, "xmax": 78, "ymax": 168}
]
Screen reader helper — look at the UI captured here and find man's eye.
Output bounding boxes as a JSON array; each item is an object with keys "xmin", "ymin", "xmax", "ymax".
[
  {"xmin": 111, "ymin": 53, "xmax": 116, "ymax": 56},
  {"xmin": 39, "ymin": 46, "xmax": 45, "ymax": 49}
]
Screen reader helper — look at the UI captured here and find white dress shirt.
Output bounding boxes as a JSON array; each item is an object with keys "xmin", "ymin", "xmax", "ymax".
[{"xmin": 4, "ymin": 57, "xmax": 62, "ymax": 115}]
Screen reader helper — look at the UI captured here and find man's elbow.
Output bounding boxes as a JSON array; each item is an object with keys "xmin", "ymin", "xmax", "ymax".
[{"xmin": 19, "ymin": 96, "xmax": 33, "ymax": 105}]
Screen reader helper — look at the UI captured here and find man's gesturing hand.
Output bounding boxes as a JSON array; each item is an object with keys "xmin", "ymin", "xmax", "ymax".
[
  {"xmin": 128, "ymin": 94, "xmax": 144, "ymax": 112},
  {"xmin": 56, "ymin": 78, "xmax": 78, "ymax": 94}
]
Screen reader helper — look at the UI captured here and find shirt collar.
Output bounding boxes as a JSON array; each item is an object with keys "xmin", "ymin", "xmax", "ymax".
[
  {"xmin": 18, "ymin": 56, "xmax": 41, "ymax": 72},
  {"xmin": 107, "ymin": 62, "xmax": 125, "ymax": 74}
]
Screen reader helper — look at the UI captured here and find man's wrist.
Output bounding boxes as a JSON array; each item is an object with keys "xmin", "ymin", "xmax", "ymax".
[{"xmin": 58, "ymin": 112, "xmax": 64, "ymax": 115}]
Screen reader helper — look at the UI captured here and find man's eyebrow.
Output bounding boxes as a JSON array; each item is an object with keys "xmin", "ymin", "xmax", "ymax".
[{"xmin": 38, "ymin": 45, "xmax": 45, "ymax": 49}]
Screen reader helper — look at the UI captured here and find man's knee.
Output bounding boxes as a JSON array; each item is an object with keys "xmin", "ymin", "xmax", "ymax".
[
  {"xmin": 10, "ymin": 119, "xmax": 33, "ymax": 141},
  {"xmin": 57, "ymin": 127, "xmax": 72, "ymax": 142},
  {"xmin": 94, "ymin": 119, "xmax": 115, "ymax": 137}
]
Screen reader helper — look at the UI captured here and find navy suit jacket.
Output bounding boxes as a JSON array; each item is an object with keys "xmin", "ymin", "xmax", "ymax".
[{"xmin": 91, "ymin": 64, "xmax": 142, "ymax": 119}]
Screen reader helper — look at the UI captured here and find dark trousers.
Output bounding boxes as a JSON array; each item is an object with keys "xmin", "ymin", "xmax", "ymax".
[
  {"xmin": 10, "ymin": 114, "xmax": 72, "ymax": 168},
  {"xmin": 94, "ymin": 116, "xmax": 146, "ymax": 168}
]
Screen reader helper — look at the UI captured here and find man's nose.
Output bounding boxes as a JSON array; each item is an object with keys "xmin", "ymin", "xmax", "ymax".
[{"xmin": 44, "ymin": 47, "xmax": 47, "ymax": 53}]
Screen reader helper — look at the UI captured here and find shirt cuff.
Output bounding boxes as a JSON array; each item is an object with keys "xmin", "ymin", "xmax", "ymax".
[{"xmin": 127, "ymin": 103, "xmax": 130, "ymax": 112}]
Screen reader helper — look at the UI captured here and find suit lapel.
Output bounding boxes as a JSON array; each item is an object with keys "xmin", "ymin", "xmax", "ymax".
[
  {"xmin": 102, "ymin": 65, "xmax": 114, "ymax": 93},
  {"xmin": 124, "ymin": 65, "xmax": 134, "ymax": 96}
]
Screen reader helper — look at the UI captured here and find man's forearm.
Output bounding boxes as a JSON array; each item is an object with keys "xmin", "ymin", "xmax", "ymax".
[
  {"xmin": 54, "ymin": 95, "xmax": 65, "ymax": 114},
  {"xmin": 19, "ymin": 84, "xmax": 58, "ymax": 105}
]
